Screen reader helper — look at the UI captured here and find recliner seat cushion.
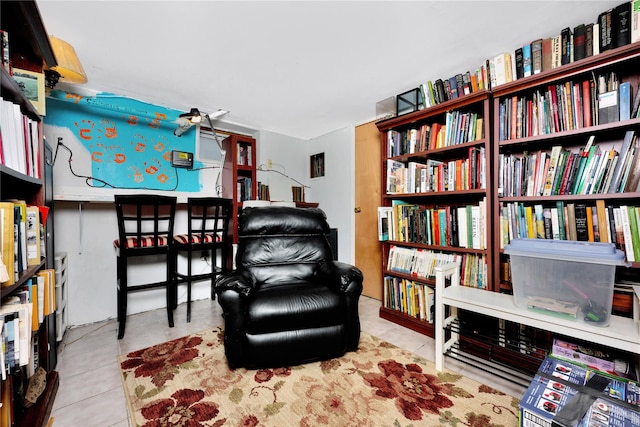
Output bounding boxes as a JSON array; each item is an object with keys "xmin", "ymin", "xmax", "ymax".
[{"xmin": 246, "ymin": 281, "xmax": 344, "ymax": 334}]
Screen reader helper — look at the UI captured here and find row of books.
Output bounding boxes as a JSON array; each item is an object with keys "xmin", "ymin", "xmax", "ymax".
[
  {"xmin": 236, "ymin": 176, "xmax": 252, "ymax": 202},
  {"xmin": 386, "ymin": 111, "xmax": 484, "ymax": 156},
  {"xmin": 418, "ymin": 69, "xmax": 489, "ymax": 110},
  {"xmin": 499, "ymin": 200, "xmax": 640, "ymax": 262},
  {"xmin": 236, "ymin": 142, "xmax": 252, "ymax": 166},
  {"xmin": 0, "ymin": 97, "xmax": 41, "ymax": 178},
  {"xmin": 498, "ymin": 75, "xmax": 640, "ymax": 142},
  {"xmin": 291, "ymin": 185, "xmax": 305, "ymax": 202},
  {"xmin": 1, "ymin": 201, "xmax": 49, "ymax": 288},
  {"xmin": 498, "ymin": 131, "xmax": 639, "ymax": 198},
  {"xmin": 387, "ymin": 249, "xmax": 487, "ymax": 290},
  {"xmin": 257, "ymin": 182, "xmax": 270, "ymax": 201},
  {"xmin": 386, "ymin": 246, "xmax": 461, "ymax": 279},
  {"xmin": 408, "ymin": 2, "xmax": 639, "ymax": 116},
  {"xmin": 379, "ymin": 199, "xmax": 487, "ymax": 250},
  {"xmin": 383, "ymin": 276, "xmax": 434, "ymax": 323},
  {"xmin": 1, "ymin": 269, "xmax": 56, "ymax": 380},
  {"xmin": 386, "ymin": 148, "xmax": 486, "ymax": 195},
  {"xmin": 491, "ymin": 2, "xmax": 640, "ymax": 88}
]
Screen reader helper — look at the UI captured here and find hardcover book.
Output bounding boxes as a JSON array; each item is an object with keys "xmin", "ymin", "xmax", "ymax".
[
  {"xmin": 633, "ymin": 0, "xmax": 640, "ymax": 43},
  {"xmin": 541, "ymin": 37, "xmax": 552, "ymax": 71},
  {"xmin": 531, "ymin": 39, "xmax": 543, "ymax": 75},
  {"xmin": 585, "ymin": 23, "xmax": 594, "ymax": 57},
  {"xmin": 598, "ymin": 8, "xmax": 614, "ymax": 52},
  {"xmin": 560, "ymin": 27, "xmax": 572, "ymax": 65},
  {"xmin": 514, "ymin": 47, "xmax": 524, "ymax": 80},
  {"xmin": 614, "ymin": 1, "xmax": 632, "ymax": 48},
  {"xmin": 574, "ymin": 203, "xmax": 589, "ymax": 241},
  {"xmin": 597, "ymin": 89, "xmax": 619, "ymax": 125},
  {"xmin": 573, "ymin": 24, "xmax": 586, "ymax": 61},
  {"xmin": 619, "ymin": 81, "xmax": 631, "ymax": 121},
  {"xmin": 522, "ymin": 43, "xmax": 532, "ymax": 77}
]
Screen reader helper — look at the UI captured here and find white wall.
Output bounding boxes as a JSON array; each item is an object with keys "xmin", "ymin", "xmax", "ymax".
[
  {"xmin": 308, "ymin": 127, "xmax": 355, "ymax": 264},
  {"xmin": 256, "ymin": 130, "xmax": 308, "ymax": 202}
]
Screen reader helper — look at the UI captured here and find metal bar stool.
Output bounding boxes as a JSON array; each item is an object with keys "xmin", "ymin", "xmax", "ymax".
[
  {"xmin": 172, "ymin": 197, "xmax": 233, "ymax": 322},
  {"xmin": 113, "ymin": 194, "xmax": 177, "ymax": 339}
]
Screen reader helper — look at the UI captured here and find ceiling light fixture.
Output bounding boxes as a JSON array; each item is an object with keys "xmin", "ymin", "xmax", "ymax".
[
  {"xmin": 44, "ymin": 35, "xmax": 88, "ymax": 89},
  {"xmin": 174, "ymin": 108, "xmax": 229, "ymax": 137}
]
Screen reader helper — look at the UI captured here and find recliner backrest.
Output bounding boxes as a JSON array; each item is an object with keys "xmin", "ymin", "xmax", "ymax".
[{"xmin": 237, "ymin": 207, "xmax": 332, "ymax": 284}]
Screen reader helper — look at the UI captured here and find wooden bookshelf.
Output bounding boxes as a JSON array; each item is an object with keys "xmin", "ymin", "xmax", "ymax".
[
  {"xmin": 221, "ymin": 134, "xmax": 257, "ymax": 243},
  {"xmin": 377, "ymin": 31, "xmax": 640, "ymax": 374},
  {"xmin": 0, "ymin": 2, "xmax": 59, "ymax": 426},
  {"xmin": 376, "ymin": 89, "xmax": 493, "ymax": 337}
]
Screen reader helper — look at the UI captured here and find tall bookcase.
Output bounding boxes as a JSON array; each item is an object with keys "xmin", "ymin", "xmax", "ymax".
[
  {"xmin": 0, "ymin": 1, "xmax": 59, "ymax": 426},
  {"xmin": 376, "ymin": 91, "xmax": 493, "ymax": 337},
  {"xmin": 221, "ymin": 134, "xmax": 257, "ymax": 243},
  {"xmin": 492, "ymin": 43, "xmax": 640, "ymax": 296},
  {"xmin": 377, "ymin": 41, "xmax": 640, "ymax": 374}
]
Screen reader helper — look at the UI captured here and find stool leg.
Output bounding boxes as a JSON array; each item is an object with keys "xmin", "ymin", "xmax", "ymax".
[
  {"xmin": 117, "ymin": 255, "xmax": 127, "ymax": 339},
  {"xmin": 187, "ymin": 248, "xmax": 192, "ymax": 322},
  {"xmin": 210, "ymin": 248, "xmax": 216, "ymax": 301},
  {"xmin": 166, "ymin": 250, "xmax": 174, "ymax": 328}
]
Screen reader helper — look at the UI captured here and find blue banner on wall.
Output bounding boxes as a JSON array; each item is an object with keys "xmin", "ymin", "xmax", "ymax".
[{"xmin": 45, "ymin": 90, "xmax": 203, "ymax": 191}]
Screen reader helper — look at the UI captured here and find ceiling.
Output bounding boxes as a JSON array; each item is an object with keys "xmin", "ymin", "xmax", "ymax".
[{"xmin": 37, "ymin": 1, "xmax": 621, "ymax": 140}]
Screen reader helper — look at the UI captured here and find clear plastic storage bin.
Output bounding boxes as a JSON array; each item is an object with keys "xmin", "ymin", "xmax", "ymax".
[{"xmin": 504, "ymin": 239, "xmax": 627, "ymax": 327}]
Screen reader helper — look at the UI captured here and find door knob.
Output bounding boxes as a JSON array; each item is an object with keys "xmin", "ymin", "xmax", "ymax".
[{"xmin": 354, "ymin": 207, "xmax": 362, "ymax": 213}]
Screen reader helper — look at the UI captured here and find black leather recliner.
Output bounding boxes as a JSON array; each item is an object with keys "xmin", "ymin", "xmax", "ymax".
[{"xmin": 214, "ymin": 206, "xmax": 363, "ymax": 369}]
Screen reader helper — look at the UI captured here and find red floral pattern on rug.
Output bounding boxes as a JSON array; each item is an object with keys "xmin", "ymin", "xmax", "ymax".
[
  {"xmin": 140, "ymin": 389, "xmax": 222, "ymax": 427},
  {"xmin": 121, "ymin": 335, "xmax": 203, "ymax": 388},
  {"xmin": 119, "ymin": 329, "xmax": 520, "ymax": 426},
  {"xmin": 362, "ymin": 360, "xmax": 455, "ymax": 420}
]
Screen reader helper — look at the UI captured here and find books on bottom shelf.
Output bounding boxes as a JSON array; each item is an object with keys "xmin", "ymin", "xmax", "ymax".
[{"xmin": 383, "ymin": 276, "xmax": 434, "ymax": 322}]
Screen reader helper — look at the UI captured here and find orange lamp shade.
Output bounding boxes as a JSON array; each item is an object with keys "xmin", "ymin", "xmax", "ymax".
[{"xmin": 49, "ymin": 35, "xmax": 87, "ymax": 84}]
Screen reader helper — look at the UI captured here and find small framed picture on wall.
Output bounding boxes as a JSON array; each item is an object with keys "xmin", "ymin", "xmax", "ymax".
[
  {"xmin": 310, "ymin": 152, "xmax": 325, "ymax": 178},
  {"xmin": 13, "ymin": 68, "xmax": 46, "ymax": 115}
]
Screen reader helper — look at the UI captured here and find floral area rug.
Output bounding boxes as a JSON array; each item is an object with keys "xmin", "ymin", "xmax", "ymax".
[{"xmin": 118, "ymin": 328, "xmax": 519, "ymax": 426}]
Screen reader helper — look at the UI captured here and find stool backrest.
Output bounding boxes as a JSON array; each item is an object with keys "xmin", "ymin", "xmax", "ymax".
[
  {"xmin": 114, "ymin": 195, "xmax": 177, "ymax": 251},
  {"xmin": 186, "ymin": 197, "xmax": 233, "ymax": 244}
]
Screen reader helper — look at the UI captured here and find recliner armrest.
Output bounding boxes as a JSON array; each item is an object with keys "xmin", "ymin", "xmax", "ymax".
[
  {"xmin": 316, "ymin": 261, "xmax": 363, "ymax": 294},
  {"xmin": 215, "ymin": 271, "xmax": 256, "ymax": 298}
]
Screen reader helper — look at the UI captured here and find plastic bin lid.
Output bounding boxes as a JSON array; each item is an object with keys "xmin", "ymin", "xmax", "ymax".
[{"xmin": 503, "ymin": 238, "xmax": 628, "ymax": 265}]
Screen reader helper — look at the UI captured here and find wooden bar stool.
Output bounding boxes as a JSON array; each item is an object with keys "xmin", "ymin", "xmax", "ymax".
[
  {"xmin": 172, "ymin": 197, "xmax": 233, "ymax": 322},
  {"xmin": 113, "ymin": 195, "xmax": 177, "ymax": 339}
]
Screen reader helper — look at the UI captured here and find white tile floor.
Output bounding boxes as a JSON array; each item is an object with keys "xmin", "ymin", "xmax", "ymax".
[{"xmin": 50, "ymin": 296, "xmax": 527, "ymax": 427}]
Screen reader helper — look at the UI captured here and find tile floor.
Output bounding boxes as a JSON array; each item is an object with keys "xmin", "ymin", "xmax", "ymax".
[{"xmin": 49, "ymin": 296, "xmax": 527, "ymax": 426}]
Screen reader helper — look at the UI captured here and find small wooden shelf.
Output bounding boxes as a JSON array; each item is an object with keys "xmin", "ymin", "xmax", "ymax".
[{"xmin": 379, "ymin": 306, "xmax": 434, "ymax": 336}]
